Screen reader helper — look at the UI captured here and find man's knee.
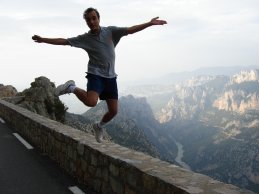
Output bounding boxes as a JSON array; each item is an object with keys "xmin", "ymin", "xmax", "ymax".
[
  {"xmin": 74, "ymin": 89, "xmax": 98, "ymax": 107},
  {"xmin": 85, "ymin": 100, "xmax": 97, "ymax": 107}
]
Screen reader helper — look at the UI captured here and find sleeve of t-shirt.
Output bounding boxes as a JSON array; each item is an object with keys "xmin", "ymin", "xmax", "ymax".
[
  {"xmin": 109, "ymin": 26, "xmax": 128, "ymax": 47},
  {"xmin": 67, "ymin": 34, "xmax": 86, "ymax": 48}
]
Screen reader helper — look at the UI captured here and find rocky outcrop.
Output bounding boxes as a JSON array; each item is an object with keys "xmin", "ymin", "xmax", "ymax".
[
  {"xmin": 213, "ymin": 91, "xmax": 259, "ymax": 113},
  {"xmin": 0, "ymin": 84, "xmax": 17, "ymax": 98},
  {"xmin": 230, "ymin": 70, "xmax": 259, "ymax": 84},
  {"xmin": 213, "ymin": 70, "xmax": 259, "ymax": 113},
  {"xmin": 20, "ymin": 76, "xmax": 67, "ymax": 122},
  {"xmin": 1, "ymin": 77, "xmax": 67, "ymax": 122},
  {"xmin": 158, "ymin": 86, "xmax": 207, "ymax": 122},
  {"xmin": 157, "ymin": 76, "xmax": 228, "ymax": 122},
  {"xmin": 157, "ymin": 70, "xmax": 259, "ymax": 123}
]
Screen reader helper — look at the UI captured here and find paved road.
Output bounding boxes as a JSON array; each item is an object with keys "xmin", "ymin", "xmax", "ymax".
[{"xmin": 0, "ymin": 117, "xmax": 97, "ymax": 194}]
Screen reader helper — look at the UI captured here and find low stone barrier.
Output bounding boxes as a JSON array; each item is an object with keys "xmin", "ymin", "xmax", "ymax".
[{"xmin": 0, "ymin": 99, "xmax": 255, "ymax": 194}]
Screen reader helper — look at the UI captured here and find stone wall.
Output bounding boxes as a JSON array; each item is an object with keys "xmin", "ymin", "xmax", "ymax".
[{"xmin": 0, "ymin": 99, "xmax": 255, "ymax": 194}]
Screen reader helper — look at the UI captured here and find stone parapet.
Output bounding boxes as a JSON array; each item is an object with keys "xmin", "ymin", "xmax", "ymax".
[{"xmin": 0, "ymin": 99, "xmax": 255, "ymax": 194}]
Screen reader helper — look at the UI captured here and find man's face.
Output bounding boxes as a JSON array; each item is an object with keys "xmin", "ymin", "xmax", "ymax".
[{"xmin": 85, "ymin": 11, "xmax": 100, "ymax": 33}]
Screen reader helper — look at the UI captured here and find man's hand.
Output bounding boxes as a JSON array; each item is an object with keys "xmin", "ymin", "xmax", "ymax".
[
  {"xmin": 150, "ymin": 17, "xmax": 167, "ymax": 25},
  {"xmin": 32, "ymin": 35, "xmax": 43, "ymax": 43},
  {"xmin": 127, "ymin": 17, "xmax": 167, "ymax": 34}
]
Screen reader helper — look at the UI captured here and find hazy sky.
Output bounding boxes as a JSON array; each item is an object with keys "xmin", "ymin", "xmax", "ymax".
[{"xmin": 1, "ymin": 0, "xmax": 259, "ymax": 92}]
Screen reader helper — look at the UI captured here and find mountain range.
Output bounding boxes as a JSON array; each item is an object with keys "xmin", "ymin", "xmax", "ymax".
[
  {"xmin": 1, "ymin": 66, "xmax": 258, "ymax": 193},
  {"xmin": 78, "ymin": 67, "xmax": 259, "ymax": 193}
]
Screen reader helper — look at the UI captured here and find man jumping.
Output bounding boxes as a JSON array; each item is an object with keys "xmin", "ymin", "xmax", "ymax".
[{"xmin": 32, "ymin": 7, "xmax": 167, "ymax": 143}]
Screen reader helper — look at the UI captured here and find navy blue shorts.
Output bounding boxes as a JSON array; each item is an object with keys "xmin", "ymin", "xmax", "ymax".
[{"xmin": 86, "ymin": 73, "xmax": 118, "ymax": 100}]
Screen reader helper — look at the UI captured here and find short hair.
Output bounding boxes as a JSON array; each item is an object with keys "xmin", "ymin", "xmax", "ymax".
[{"xmin": 83, "ymin": 7, "xmax": 100, "ymax": 20}]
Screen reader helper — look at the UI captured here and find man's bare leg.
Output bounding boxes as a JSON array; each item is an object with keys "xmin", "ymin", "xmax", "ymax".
[
  {"xmin": 73, "ymin": 88, "xmax": 118, "ymax": 142},
  {"xmin": 101, "ymin": 99, "xmax": 118, "ymax": 123},
  {"xmin": 73, "ymin": 88, "xmax": 99, "ymax": 107},
  {"xmin": 73, "ymin": 88, "xmax": 118, "ymax": 122},
  {"xmin": 93, "ymin": 99, "xmax": 118, "ymax": 143},
  {"xmin": 73, "ymin": 88, "xmax": 118, "ymax": 123}
]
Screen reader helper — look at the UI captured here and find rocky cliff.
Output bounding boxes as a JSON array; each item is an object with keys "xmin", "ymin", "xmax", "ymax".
[
  {"xmin": 157, "ymin": 75, "xmax": 229, "ymax": 122},
  {"xmin": 213, "ymin": 70, "xmax": 259, "ymax": 113},
  {"xmin": 0, "ymin": 76, "xmax": 107, "ymax": 140},
  {"xmin": 230, "ymin": 69, "xmax": 259, "ymax": 84},
  {"xmin": 157, "ymin": 70, "xmax": 259, "ymax": 122},
  {"xmin": 0, "ymin": 84, "xmax": 17, "ymax": 98},
  {"xmin": 151, "ymin": 69, "xmax": 259, "ymax": 193},
  {"xmin": 1, "ymin": 77, "xmax": 67, "ymax": 122}
]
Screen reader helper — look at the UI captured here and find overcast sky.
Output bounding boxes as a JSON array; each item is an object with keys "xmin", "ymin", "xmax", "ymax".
[{"xmin": 1, "ymin": 0, "xmax": 259, "ymax": 92}]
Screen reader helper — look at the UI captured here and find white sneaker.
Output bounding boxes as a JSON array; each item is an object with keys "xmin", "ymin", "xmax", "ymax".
[
  {"xmin": 93, "ymin": 123, "xmax": 104, "ymax": 143},
  {"xmin": 55, "ymin": 80, "xmax": 75, "ymax": 96}
]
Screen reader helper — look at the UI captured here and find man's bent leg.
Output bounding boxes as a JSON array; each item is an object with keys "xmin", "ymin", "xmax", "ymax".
[
  {"xmin": 73, "ymin": 88, "xmax": 105, "ymax": 142},
  {"xmin": 101, "ymin": 99, "xmax": 118, "ymax": 123},
  {"xmin": 93, "ymin": 99, "xmax": 118, "ymax": 143},
  {"xmin": 74, "ymin": 88, "xmax": 99, "ymax": 107}
]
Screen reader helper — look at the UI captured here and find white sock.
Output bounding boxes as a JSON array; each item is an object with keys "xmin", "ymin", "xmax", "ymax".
[
  {"xmin": 68, "ymin": 85, "xmax": 76, "ymax": 93},
  {"xmin": 98, "ymin": 121, "xmax": 106, "ymax": 128}
]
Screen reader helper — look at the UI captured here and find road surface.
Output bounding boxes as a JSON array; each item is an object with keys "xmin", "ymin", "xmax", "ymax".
[{"xmin": 0, "ymin": 117, "xmax": 97, "ymax": 194}]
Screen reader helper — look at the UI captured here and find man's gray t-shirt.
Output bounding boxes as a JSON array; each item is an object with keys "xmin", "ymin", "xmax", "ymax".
[{"xmin": 67, "ymin": 26, "xmax": 128, "ymax": 78}]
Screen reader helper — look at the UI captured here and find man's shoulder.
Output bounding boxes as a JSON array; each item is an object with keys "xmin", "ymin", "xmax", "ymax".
[
  {"xmin": 104, "ymin": 26, "xmax": 128, "ymax": 34},
  {"xmin": 101, "ymin": 26, "xmax": 113, "ymax": 31},
  {"xmin": 69, "ymin": 32, "xmax": 88, "ymax": 39},
  {"xmin": 102, "ymin": 26, "xmax": 121, "ymax": 31}
]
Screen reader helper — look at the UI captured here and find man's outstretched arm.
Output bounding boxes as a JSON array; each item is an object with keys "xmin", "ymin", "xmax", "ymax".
[
  {"xmin": 127, "ymin": 17, "xmax": 167, "ymax": 34},
  {"xmin": 32, "ymin": 35, "xmax": 70, "ymax": 45}
]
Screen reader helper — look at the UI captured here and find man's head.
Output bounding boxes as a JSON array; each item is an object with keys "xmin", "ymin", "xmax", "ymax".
[{"xmin": 83, "ymin": 8, "xmax": 100, "ymax": 34}]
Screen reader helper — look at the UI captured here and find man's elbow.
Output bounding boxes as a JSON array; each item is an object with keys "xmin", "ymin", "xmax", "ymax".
[
  {"xmin": 62, "ymin": 39, "xmax": 70, "ymax": 45},
  {"xmin": 127, "ymin": 28, "xmax": 135, "ymax": 34}
]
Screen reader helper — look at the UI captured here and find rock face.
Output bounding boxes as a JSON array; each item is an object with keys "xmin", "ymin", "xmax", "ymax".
[
  {"xmin": 157, "ymin": 75, "xmax": 229, "ymax": 122},
  {"xmin": 0, "ymin": 84, "xmax": 17, "ymax": 98},
  {"xmin": 1, "ymin": 77, "xmax": 67, "ymax": 122},
  {"xmin": 213, "ymin": 91, "xmax": 259, "ymax": 113},
  {"xmin": 231, "ymin": 70, "xmax": 259, "ymax": 84},
  {"xmin": 156, "ymin": 70, "xmax": 259, "ymax": 122},
  {"xmin": 1, "ymin": 76, "xmax": 95, "ymax": 138},
  {"xmin": 20, "ymin": 76, "xmax": 67, "ymax": 122},
  {"xmin": 212, "ymin": 70, "xmax": 259, "ymax": 113}
]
